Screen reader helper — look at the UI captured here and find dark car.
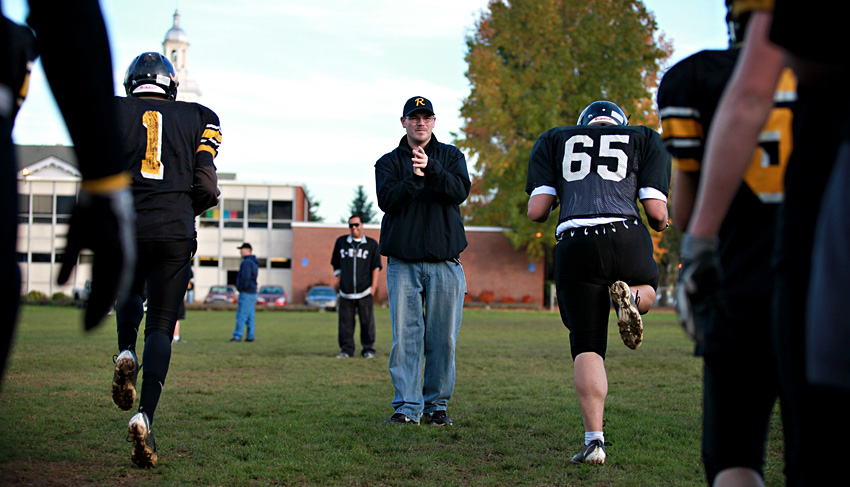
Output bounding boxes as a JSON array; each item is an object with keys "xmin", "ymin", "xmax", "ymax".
[
  {"xmin": 257, "ymin": 285, "xmax": 287, "ymax": 307},
  {"xmin": 204, "ymin": 285, "xmax": 238, "ymax": 305},
  {"xmin": 305, "ymin": 285, "xmax": 337, "ymax": 310}
]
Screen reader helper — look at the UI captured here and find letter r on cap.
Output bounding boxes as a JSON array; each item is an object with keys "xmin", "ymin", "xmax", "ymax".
[{"xmin": 415, "ymin": 98, "xmax": 425, "ymax": 106}]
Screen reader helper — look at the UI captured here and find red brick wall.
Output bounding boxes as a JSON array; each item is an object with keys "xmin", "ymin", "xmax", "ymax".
[
  {"xmin": 291, "ymin": 224, "xmax": 544, "ymax": 307},
  {"xmin": 464, "ymin": 228, "xmax": 544, "ymax": 304}
]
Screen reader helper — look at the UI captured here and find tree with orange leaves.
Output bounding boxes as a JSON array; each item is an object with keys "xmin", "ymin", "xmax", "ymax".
[{"xmin": 458, "ymin": 0, "xmax": 672, "ymax": 262}]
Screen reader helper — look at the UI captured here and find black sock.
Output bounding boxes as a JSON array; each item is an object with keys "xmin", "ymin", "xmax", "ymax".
[
  {"xmin": 116, "ymin": 294, "xmax": 144, "ymax": 352},
  {"xmin": 138, "ymin": 331, "xmax": 171, "ymax": 425}
]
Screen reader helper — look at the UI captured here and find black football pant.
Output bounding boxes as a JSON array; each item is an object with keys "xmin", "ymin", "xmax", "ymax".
[
  {"xmin": 116, "ymin": 239, "xmax": 193, "ymax": 424},
  {"xmin": 554, "ymin": 219, "xmax": 659, "ymax": 360},
  {"xmin": 338, "ymin": 295, "xmax": 376, "ymax": 357}
]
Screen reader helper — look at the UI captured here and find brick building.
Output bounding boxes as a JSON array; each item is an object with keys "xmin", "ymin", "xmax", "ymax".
[{"xmin": 291, "ymin": 222, "xmax": 544, "ymax": 307}]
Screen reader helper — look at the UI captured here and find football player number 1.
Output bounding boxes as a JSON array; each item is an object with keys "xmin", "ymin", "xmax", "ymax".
[
  {"xmin": 141, "ymin": 110, "xmax": 164, "ymax": 180},
  {"xmin": 562, "ymin": 134, "xmax": 630, "ymax": 182}
]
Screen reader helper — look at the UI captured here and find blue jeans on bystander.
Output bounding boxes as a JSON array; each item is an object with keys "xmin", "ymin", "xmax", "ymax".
[
  {"xmin": 387, "ymin": 257, "xmax": 465, "ymax": 421},
  {"xmin": 232, "ymin": 292, "xmax": 257, "ymax": 340}
]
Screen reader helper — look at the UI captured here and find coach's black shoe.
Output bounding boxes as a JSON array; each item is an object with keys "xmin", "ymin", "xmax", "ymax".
[
  {"xmin": 610, "ymin": 281, "xmax": 643, "ymax": 350},
  {"xmin": 128, "ymin": 411, "xmax": 157, "ymax": 468},
  {"xmin": 384, "ymin": 413, "xmax": 419, "ymax": 425},
  {"xmin": 112, "ymin": 350, "xmax": 139, "ymax": 411},
  {"xmin": 422, "ymin": 410, "xmax": 453, "ymax": 426},
  {"xmin": 571, "ymin": 440, "xmax": 606, "ymax": 465},
  {"xmin": 228, "ymin": 338, "xmax": 241, "ymax": 342}
]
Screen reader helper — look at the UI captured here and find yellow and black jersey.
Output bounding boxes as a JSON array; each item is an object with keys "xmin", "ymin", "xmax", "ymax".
[
  {"xmin": 116, "ymin": 95, "xmax": 221, "ymax": 241},
  {"xmin": 526, "ymin": 124, "xmax": 670, "ymax": 224},
  {"xmin": 658, "ymin": 48, "xmax": 795, "ymax": 294}
]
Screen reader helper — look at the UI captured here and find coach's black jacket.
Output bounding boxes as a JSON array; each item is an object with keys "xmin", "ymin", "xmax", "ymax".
[{"xmin": 375, "ymin": 134, "xmax": 470, "ymax": 262}]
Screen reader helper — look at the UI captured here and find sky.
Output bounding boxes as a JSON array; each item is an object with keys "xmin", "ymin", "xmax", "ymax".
[{"xmin": 3, "ymin": 0, "xmax": 728, "ymax": 223}]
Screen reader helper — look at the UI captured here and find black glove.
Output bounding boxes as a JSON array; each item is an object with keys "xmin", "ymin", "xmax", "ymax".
[
  {"xmin": 57, "ymin": 186, "xmax": 136, "ymax": 330},
  {"xmin": 676, "ymin": 234, "xmax": 723, "ymax": 345}
]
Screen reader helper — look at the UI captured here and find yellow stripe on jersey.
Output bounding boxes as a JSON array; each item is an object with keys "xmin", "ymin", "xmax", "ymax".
[
  {"xmin": 673, "ymin": 157, "xmax": 700, "ymax": 173},
  {"xmin": 202, "ymin": 128, "xmax": 222, "ymax": 143},
  {"xmin": 661, "ymin": 117, "xmax": 704, "ymax": 140},
  {"xmin": 732, "ymin": 0, "xmax": 773, "ymax": 18},
  {"xmin": 197, "ymin": 145, "xmax": 217, "ymax": 157},
  {"xmin": 81, "ymin": 172, "xmax": 132, "ymax": 194}
]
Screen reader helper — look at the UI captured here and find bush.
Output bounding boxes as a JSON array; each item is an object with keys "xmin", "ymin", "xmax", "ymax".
[
  {"xmin": 478, "ymin": 290, "xmax": 495, "ymax": 303},
  {"xmin": 51, "ymin": 292, "xmax": 73, "ymax": 306},
  {"xmin": 23, "ymin": 290, "xmax": 51, "ymax": 305},
  {"xmin": 463, "ymin": 293, "xmax": 474, "ymax": 303},
  {"xmin": 499, "ymin": 296, "xmax": 516, "ymax": 303},
  {"xmin": 520, "ymin": 295, "xmax": 535, "ymax": 304}
]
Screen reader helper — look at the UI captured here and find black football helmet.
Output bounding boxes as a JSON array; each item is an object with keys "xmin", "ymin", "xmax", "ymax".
[
  {"xmin": 577, "ymin": 101, "xmax": 628, "ymax": 126},
  {"xmin": 123, "ymin": 52, "xmax": 178, "ymax": 100}
]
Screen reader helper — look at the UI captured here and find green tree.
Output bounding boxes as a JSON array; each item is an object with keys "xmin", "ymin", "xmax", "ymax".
[
  {"xmin": 303, "ymin": 185, "xmax": 324, "ymax": 222},
  {"xmin": 344, "ymin": 185, "xmax": 377, "ymax": 223},
  {"xmin": 458, "ymin": 0, "xmax": 671, "ymax": 260}
]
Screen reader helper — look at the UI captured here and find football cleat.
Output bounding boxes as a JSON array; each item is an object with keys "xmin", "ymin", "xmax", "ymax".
[
  {"xmin": 128, "ymin": 411, "xmax": 157, "ymax": 468},
  {"xmin": 610, "ymin": 281, "xmax": 643, "ymax": 350},
  {"xmin": 571, "ymin": 440, "xmax": 606, "ymax": 464},
  {"xmin": 112, "ymin": 350, "xmax": 139, "ymax": 411}
]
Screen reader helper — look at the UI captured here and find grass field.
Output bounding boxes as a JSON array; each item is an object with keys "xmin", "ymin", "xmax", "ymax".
[{"xmin": 0, "ymin": 305, "xmax": 784, "ymax": 486}]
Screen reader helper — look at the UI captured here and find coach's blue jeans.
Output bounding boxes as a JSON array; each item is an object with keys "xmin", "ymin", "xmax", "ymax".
[
  {"xmin": 387, "ymin": 257, "xmax": 465, "ymax": 420},
  {"xmin": 232, "ymin": 292, "xmax": 257, "ymax": 340}
]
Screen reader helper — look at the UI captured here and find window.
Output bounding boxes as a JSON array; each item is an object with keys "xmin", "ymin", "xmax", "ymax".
[
  {"xmin": 56, "ymin": 195, "xmax": 75, "ymax": 224},
  {"xmin": 223, "ymin": 199, "xmax": 243, "ymax": 228},
  {"xmin": 199, "ymin": 202, "xmax": 220, "ymax": 228},
  {"xmin": 32, "ymin": 195, "xmax": 52, "ymax": 224},
  {"xmin": 272, "ymin": 200, "xmax": 292, "ymax": 229},
  {"xmin": 17, "ymin": 194, "xmax": 29, "ymax": 223},
  {"xmin": 31, "ymin": 253, "xmax": 52, "ymax": 263},
  {"xmin": 248, "ymin": 200, "xmax": 268, "ymax": 228},
  {"xmin": 270, "ymin": 257, "xmax": 291, "ymax": 269},
  {"xmin": 272, "ymin": 200, "xmax": 292, "ymax": 220},
  {"xmin": 199, "ymin": 256, "xmax": 219, "ymax": 267}
]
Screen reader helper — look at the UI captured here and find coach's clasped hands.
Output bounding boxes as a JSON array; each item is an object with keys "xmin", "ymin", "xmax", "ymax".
[
  {"xmin": 412, "ymin": 146, "xmax": 428, "ymax": 176},
  {"xmin": 58, "ymin": 186, "xmax": 136, "ymax": 331}
]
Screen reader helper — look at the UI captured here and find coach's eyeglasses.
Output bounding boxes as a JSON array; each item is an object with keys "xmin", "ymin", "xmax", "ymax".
[
  {"xmin": 405, "ymin": 115, "xmax": 435, "ymax": 123},
  {"xmin": 349, "ymin": 223, "xmax": 361, "ymax": 228}
]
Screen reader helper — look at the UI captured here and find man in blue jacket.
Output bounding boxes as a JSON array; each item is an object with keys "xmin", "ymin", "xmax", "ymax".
[
  {"xmin": 230, "ymin": 243, "xmax": 258, "ymax": 342},
  {"xmin": 375, "ymin": 96, "xmax": 470, "ymax": 426}
]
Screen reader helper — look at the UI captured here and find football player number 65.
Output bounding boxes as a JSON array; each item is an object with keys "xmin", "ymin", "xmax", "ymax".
[
  {"xmin": 562, "ymin": 134, "xmax": 630, "ymax": 182},
  {"xmin": 141, "ymin": 110, "xmax": 164, "ymax": 180}
]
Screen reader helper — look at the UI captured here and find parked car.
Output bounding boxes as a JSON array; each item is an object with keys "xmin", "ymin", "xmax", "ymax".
[
  {"xmin": 72, "ymin": 279, "xmax": 92, "ymax": 305},
  {"xmin": 204, "ymin": 285, "xmax": 238, "ymax": 305},
  {"xmin": 305, "ymin": 285, "xmax": 337, "ymax": 310},
  {"xmin": 257, "ymin": 285, "xmax": 287, "ymax": 307}
]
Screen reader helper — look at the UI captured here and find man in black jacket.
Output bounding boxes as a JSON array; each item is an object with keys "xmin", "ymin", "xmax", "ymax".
[
  {"xmin": 375, "ymin": 96, "xmax": 470, "ymax": 426},
  {"xmin": 331, "ymin": 214, "xmax": 381, "ymax": 359}
]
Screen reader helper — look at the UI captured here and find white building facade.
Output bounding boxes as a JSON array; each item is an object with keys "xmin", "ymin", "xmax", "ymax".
[
  {"xmin": 15, "ymin": 145, "xmax": 309, "ymax": 300},
  {"xmin": 14, "ymin": 10, "xmax": 310, "ymax": 300}
]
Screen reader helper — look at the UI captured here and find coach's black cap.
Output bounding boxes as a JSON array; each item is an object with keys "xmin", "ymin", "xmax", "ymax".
[
  {"xmin": 403, "ymin": 96, "xmax": 434, "ymax": 117},
  {"xmin": 237, "ymin": 243, "xmax": 252, "ymax": 250}
]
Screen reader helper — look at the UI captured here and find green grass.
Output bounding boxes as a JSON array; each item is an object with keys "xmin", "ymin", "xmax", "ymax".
[{"xmin": 0, "ymin": 306, "xmax": 784, "ymax": 486}]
